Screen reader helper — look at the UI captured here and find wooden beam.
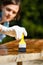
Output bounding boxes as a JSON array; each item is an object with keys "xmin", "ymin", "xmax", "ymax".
[
  {"xmin": 0, "ymin": 53, "xmax": 43, "ymax": 64},
  {"xmin": 0, "ymin": 39, "xmax": 43, "ymax": 64},
  {"xmin": 0, "ymin": 39, "xmax": 43, "ymax": 55}
]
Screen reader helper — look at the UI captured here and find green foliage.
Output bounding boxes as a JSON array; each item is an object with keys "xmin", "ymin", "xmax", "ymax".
[
  {"xmin": 1, "ymin": 36, "xmax": 15, "ymax": 44},
  {"xmin": 21, "ymin": 0, "xmax": 43, "ymax": 38}
]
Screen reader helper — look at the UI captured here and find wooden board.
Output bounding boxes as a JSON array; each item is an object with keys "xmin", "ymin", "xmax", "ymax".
[{"xmin": 0, "ymin": 39, "xmax": 43, "ymax": 55}]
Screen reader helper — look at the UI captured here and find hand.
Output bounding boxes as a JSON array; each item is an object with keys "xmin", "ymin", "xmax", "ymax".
[{"xmin": 11, "ymin": 26, "xmax": 27, "ymax": 40}]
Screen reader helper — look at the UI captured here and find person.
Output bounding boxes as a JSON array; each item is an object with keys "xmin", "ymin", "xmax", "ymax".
[{"xmin": 0, "ymin": 0, "xmax": 27, "ymax": 42}]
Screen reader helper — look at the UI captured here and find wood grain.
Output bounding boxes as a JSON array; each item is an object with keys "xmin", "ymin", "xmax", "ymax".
[{"xmin": 0, "ymin": 39, "xmax": 43, "ymax": 55}]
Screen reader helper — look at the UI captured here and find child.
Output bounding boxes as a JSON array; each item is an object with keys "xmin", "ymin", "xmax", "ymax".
[{"xmin": 0, "ymin": 0, "xmax": 27, "ymax": 42}]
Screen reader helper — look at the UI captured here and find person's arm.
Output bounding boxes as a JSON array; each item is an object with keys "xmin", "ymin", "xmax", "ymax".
[
  {"xmin": 0, "ymin": 24, "xmax": 16, "ymax": 37},
  {"xmin": 0, "ymin": 24, "xmax": 27, "ymax": 40}
]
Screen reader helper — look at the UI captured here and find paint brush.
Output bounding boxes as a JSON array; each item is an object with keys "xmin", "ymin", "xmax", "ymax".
[{"xmin": 18, "ymin": 34, "xmax": 26, "ymax": 52}]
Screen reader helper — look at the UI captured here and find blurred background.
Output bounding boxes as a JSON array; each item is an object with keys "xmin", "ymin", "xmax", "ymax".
[{"xmin": 0, "ymin": 0, "xmax": 43, "ymax": 44}]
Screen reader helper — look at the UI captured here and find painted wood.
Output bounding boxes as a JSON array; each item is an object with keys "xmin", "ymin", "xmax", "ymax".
[
  {"xmin": 0, "ymin": 39, "xmax": 43, "ymax": 55},
  {"xmin": 0, "ymin": 53, "xmax": 43, "ymax": 64},
  {"xmin": 0, "ymin": 39, "xmax": 43, "ymax": 65}
]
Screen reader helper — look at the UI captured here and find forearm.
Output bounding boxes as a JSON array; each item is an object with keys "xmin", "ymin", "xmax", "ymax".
[
  {"xmin": 0, "ymin": 24, "xmax": 9, "ymax": 31},
  {"xmin": 0, "ymin": 25, "xmax": 27, "ymax": 39},
  {"xmin": 0, "ymin": 24, "xmax": 16, "ymax": 37}
]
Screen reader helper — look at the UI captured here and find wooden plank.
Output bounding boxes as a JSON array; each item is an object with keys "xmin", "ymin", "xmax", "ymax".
[
  {"xmin": 0, "ymin": 39, "xmax": 43, "ymax": 55},
  {"xmin": 22, "ymin": 60, "xmax": 43, "ymax": 65},
  {"xmin": 0, "ymin": 53, "xmax": 43, "ymax": 65},
  {"xmin": 0, "ymin": 53, "xmax": 43, "ymax": 63}
]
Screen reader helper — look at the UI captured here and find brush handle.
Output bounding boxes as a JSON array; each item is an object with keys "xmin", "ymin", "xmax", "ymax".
[{"xmin": 21, "ymin": 33, "xmax": 24, "ymax": 39}]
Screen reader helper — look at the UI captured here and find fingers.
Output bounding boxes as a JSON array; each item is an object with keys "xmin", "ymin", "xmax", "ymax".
[
  {"xmin": 15, "ymin": 32, "xmax": 22, "ymax": 40},
  {"xmin": 15, "ymin": 27, "xmax": 27, "ymax": 40},
  {"xmin": 23, "ymin": 28, "xmax": 27, "ymax": 36}
]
